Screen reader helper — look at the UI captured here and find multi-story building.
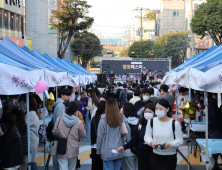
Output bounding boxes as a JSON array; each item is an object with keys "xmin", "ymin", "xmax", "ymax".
[
  {"xmin": 0, "ymin": 0, "xmax": 25, "ymax": 45},
  {"xmin": 156, "ymin": 0, "xmax": 211, "ymax": 58},
  {"xmin": 26, "ymin": 0, "xmax": 71, "ymax": 60}
]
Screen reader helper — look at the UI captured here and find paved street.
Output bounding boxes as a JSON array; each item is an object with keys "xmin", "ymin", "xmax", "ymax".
[{"xmin": 37, "ymin": 139, "xmax": 207, "ymax": 170}]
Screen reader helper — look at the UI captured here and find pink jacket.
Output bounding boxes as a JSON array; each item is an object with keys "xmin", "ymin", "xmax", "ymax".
[{"xmin": 52, "ymin": 117, "xmax": 86, "ymax": 158}]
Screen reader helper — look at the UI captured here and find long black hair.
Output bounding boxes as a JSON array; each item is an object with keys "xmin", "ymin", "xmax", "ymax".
[
  {"xmin": 95, "ymin": 101, "xmax": 106, "ymax": 117},
  {"xmin": 122, "ymin": 103, "xmax": 137, "ymax": 118}
]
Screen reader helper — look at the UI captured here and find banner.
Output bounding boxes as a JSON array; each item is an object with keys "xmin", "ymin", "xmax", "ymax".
[
  {"xmin": 45, "ymin": 70, "xmax": 61, "ymax": 87},
  {"xmin": 48, "ymin": 0, "xmax": 58, "ymax": 34},
  {"xmin": 67, "ymin": 74, "xmax": 79, "ymax": 87}
]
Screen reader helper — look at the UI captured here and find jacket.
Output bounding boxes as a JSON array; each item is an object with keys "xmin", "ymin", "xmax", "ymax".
[
  {"xmin": 96, "ymin": 114, "xmax": 124, "ymax": 161},
  {"xmin": 129, "ymin": 96, "xmax": 141, "ymax": 105},
  {"xmin": 20, "ymin": 128, "xmax": 28, "ymax": 155},
  {"xmin": 86, "ymin": 98, "xmax": 97, "ymax": 113},
  {"xmin": 0, "ymin": 131, "xmax": 23, "ymax": 168},
  {"xmin": 75, "ymin": 111, "xmax": 86, "ymax": 130},
  {"xmin": 52, "ymin": 114, "xmax": 86, "ymax": 158},
  {"xmin": 53, "ymin": 98, "xmax": 66, "ymax": 124},
  {"xmin": 119, "ymin": 89, "xmax": 127, "ymax": 106},
  {"xmin": 77, "ymin": 97, "xmax": 89, "ymax": 116}
]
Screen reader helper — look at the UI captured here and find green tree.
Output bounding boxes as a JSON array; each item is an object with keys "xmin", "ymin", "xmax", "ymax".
[
  {"xmin": 119, "ymin": 47, "xmax": 129, "ymax": 57},
  {"xmin": 154, "ymin": 31, "xmax": 191, "ymax": 67},
  {"xmin": 70, "ymin": 31, "xmax": 103, "ymax": 68},
  {"xmin": 146, "ymin": 11, "xmax": 156, "ymax": 20},
  {"xmin": 190, "ymin": 0, "xmax": 222, "ymax": 46},
  {"xmin": 128, "ymin": 40, "xmax": 154, "ymax": 58},
  {"xmin": 49, "ymin": 0, "xmax": 94, "ymax": 59}
]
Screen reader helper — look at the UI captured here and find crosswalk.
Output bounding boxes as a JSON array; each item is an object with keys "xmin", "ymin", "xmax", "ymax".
[{"xmin": 36, "ymin": 145, "xmax": 203, "ymax": 167}]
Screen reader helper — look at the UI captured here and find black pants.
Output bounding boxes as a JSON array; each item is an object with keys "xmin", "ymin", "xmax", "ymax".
[
  {"xmin": 138, "ymin": 148, "xmax": 152, "ymax": 170},
  {"xmin": 91, "ymin": 148, "xmax": 103, "ymax": 170},
  {"xmin": 151, "ymin": 153, "xmax": 177, "ymax": 170}
]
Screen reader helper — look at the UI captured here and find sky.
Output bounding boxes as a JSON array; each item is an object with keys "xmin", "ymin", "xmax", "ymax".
[{"xmin": 87, "ymin": 0, "xmax": 161, "ymax": 38}]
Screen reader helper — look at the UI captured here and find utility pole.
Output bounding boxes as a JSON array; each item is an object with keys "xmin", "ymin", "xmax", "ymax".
[{"xmin": 133, "ymin": 7, "xmax": 149, "ymax": 42}]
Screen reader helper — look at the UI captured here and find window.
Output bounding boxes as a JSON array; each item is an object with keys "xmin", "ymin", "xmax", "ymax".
[
  {"xmin": 173, "ymin": 12, "xmax": 180, "ymax": 17},
  {"xmin": 4, "ymin": 11, "xmax": 8, "ymax": 29},
  {"xmin": 10, "ymin": 12, "xmax": 14, "ymax": 30}
]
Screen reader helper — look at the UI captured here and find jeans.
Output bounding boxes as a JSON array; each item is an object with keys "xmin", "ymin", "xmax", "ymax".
[
  {"xmin": 85, "ymin": 111, "xmax": 91, "ymax": 141},
  {"xmin": 53, "ymin": 156, "xmax": 59, "ymax": 170},
  {"xmin": 103, "ymin": 158, "xmax": 122, "ymax": 170},
  {"xmin": 31, "ymin": 162, "xmax": 38, "ymax": 170}
]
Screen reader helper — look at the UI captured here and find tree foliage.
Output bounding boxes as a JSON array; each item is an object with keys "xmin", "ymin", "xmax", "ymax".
[
  {"xmin": 146, "ymin": 11, "xmax": 156, "ymax": 20},
  {"xmin": 49, "ymin": 0, "xmax": 94, "ymax": 59},
  {"xmin": 128, "ymin": 40, "xmax": 154, "ymax": 58},
  {"xmin": 154, "ymin": 31, "xmax": 191, "ymax": 67},
  {"xmin": 70, "ymin": 31, "xmax": 103, "ymax": 68},
  {"xmin": 119, "ymin": 47, "xmax": 129, "ymax": 57},
  {"xmin": 190, "ymin": 0, "xmax": 222, "ymax": 46}
]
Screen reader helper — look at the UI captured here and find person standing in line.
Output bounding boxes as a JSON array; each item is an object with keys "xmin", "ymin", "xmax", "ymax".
[
  {"xmin": 52, "ymin": 88, "xmax": 71, "ymax": 170},
  {"xmin": 118, "ymin": 103, "xmax": 155, "ymax": 170},
  {"xmin": 85, "ymin": 89, "xmax": 98, "ymax": 142},
  {"xmin": 144, "ymin": 99, "xmax": 183, "ymax": 170},
  {"xmin": 160, "ymin": 85, "xmax": 174, "ymax": 117},
  {"xmin": 119, "ymin": 84, "xmax": 128, "ymax": 108},
  {"xmin": 28, "ymin": 96, "xmax": 40, "ymax": 170},
  {"xmin": 91, "ymin": 101, "xmax": 106, "ymax": 170},
  {"xmin": 77, "ymin": 91, "xmax": 89, "ymax": 123},
  {"xmin": 53, "ymin": 102, "xmax": 86, "ymax": 170},
  {"xmin": 96, "ymin": 97, "xmax": 127, "ymax": 170},
  {"xmin": 120, "ymin": 103, "xmax": 139, "ymax": 170}
]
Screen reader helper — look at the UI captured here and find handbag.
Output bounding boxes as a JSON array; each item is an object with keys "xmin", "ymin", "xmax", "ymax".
[{"xmin": 57, "ymin": 125, "xmax": 73, "ymax": 154}]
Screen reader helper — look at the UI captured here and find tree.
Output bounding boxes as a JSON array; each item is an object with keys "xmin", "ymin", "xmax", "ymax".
[
  {"xmin": 49, "ymin": 0, "xmax": 94, "ymax": 59},
  {"xmin": 119, "ymin": 47, "xmax": 129, "ymax": 57},
  {"xmin": 154, "ymin": 31, "xmax": 191, "ymax": 68},
  {"xmin": 146, "ymin": 11, "xmax": 156, "ymax": 20},
  {"xmin": 190, "ymin": 0, "xmax": 222, "ymax": 46},
  {"xmin": 128, "ymin": 40, "xmax": 154, "ymax": 58},
  {"xmin": 70, "ymin": 31, "xmax": 103, "ymax": 68}
]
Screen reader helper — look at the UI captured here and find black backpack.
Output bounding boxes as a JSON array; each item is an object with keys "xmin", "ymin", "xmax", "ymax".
[
  {"xmin": 150, "ymin": 118, "xmax": 176, "ymax": 139},
  {"xmin": 129, "ymin": 123, "xmax": 141, "ymax": 155}
]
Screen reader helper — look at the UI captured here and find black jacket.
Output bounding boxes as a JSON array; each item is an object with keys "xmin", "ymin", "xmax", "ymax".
[
  {"xmin": 20, "ymin": 128, "xmax": 28, "ymax": 155},
  {"xmin": 208, "ymin": 98, "xmax": 222, "ymax": 131},
  {"xmin": 141, "ymin": 73, "xmax": 147, "ymax": 81},
  {"xmin": 0, "ymin": 131, "xmax": 23, "ymax": 168},
  {"xmin": 91, "ymin": 112, "xmax": 104, "ymax": 145}
]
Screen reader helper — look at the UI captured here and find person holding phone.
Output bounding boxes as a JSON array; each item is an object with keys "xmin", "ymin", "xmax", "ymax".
[{"xmin": 144, "ymin": 99, "xmax": 183, "ymax": 170}]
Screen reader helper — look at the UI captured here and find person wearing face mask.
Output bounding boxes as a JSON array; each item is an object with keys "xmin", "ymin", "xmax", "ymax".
[
  {"xmin": 134, "ymin": 88, "xmax": 153, "ymax": 117},
  {"xmin": 144, "ymin": 99, "xmax": 183, "ymax": 170},
  {"xmin": 118, "ymin": 103, "xmax": 155, "ymax": 170}
]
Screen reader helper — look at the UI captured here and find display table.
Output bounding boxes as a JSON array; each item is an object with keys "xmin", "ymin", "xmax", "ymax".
[{"xmin": 196, "ymin": 139, "xmax": 222, "ymax": 155}]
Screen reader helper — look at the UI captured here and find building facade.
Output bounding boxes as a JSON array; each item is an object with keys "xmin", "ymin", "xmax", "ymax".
[{"xmin": 0, "ymin": 0, "xmax": 24, "ymax": 40}]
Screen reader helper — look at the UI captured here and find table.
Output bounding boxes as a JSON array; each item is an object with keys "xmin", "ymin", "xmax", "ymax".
[
  {"xmin": 190, "ymin": 124, "xmax": 206, "ymax": 158},
  {"xmin": 196, "ymin": 139, "xmax": 222, "ymax": 155}
]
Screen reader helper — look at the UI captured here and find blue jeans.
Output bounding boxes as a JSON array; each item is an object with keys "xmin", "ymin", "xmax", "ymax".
[
  {"xmin": 103, "ymin": 158, "xmax": 122, "ymax": 170},
  {"xmin": 85, "ymin": 111, "xmax": 91, "ymax": 141},
  {"xmin": 31, "ymin": 162, "xmax": 38, "ymax": 170}
]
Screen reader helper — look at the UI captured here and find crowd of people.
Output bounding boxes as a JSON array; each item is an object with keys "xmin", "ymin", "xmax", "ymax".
[{"xmin": 0, "ymin": 77, "xmax": 222, "ymax": 170}]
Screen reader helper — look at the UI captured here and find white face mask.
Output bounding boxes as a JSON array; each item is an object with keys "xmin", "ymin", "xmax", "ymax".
[
  {"xmin": 143, "ymin": 96, "xmax": 149, "ymax": 101},
  {"xmin": 155, "ymin": 110, "xmax": 166, "ymax": 118},
  {"xmin": 144, "ymin": 113, "xmax": 153, "ymax": 120}
]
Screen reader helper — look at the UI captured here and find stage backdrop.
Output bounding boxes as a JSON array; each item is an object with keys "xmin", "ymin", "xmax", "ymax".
[{"xmin": 101, "ymin": 60, "xmax": 170, "ymax": 79}]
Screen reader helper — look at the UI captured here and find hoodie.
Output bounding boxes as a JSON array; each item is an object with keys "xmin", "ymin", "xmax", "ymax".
[
  {"xmin": 53, "ymin": 98, "xmax": 65, "ymax": 124},
  {"xmin": 0, "ymin": 131, "xmax": 23, "ymax": 168},
  {"xmin": 62, "ymin": 113, "xmax": 80, "ymax": 128}
]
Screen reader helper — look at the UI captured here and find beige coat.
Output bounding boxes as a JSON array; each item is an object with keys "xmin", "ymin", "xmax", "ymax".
[
  {"xmin": 52, "ymin": 117, "xmax": 86, "ymax": 159},
  {"xmin": 85, "ymin": 98, "xmax": 97, "ymax": 113}
]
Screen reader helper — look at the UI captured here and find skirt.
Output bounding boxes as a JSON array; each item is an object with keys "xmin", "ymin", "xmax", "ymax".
[{"xmin": 151, "ymin": 153, "xmax": 177, "ymax": 170}]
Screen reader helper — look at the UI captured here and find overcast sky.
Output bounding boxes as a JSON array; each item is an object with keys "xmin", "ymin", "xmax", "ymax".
[{"xmin": 87, "ymin": 0, "xmax": 161, "ymax": 37}]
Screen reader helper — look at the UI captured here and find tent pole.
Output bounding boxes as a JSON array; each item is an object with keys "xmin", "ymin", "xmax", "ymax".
[
  {"xmin": 175, "ymin": 84, "xmax": 178, "ymax": 121},
  {"xmin": 26, "ymin": 93, "xmax": 31, "ymax": 170},
  {"xmin": 56, "ymin": 87, "xmax": 58, "ymax": 100},
  {"xmin": 43, "ymin": 93, "xmax": 46, "ymax": 166},
  {"xmin": 205, "ymin": 105, "xmax": 209, "ymax": 170},
  {"xmin": 189, "ymin": 88, "xmax": 191, "ymax": 102}
]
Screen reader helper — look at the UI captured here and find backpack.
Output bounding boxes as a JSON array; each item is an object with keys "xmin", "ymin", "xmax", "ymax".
[
  {"xmin": 150, "ymin": 118, "xmax": 176, "ymax": 139},
  {"xmin": 129, "ymin": 123, "xmax": 142, "ymax": 155}
]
